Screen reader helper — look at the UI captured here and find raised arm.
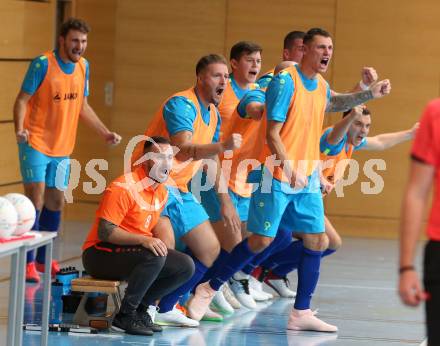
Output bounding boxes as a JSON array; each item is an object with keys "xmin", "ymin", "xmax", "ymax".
[
  {"xmin": 349, "ymin": 67, "xmax": 378, "ymax": 93},
  {"xmin": 326, "ymin": 105, "xmax": 364, "ymax": 145},
  {"xmin": 363, "ymin": 123, "xmax": 418, "ymax": 151},
  {"xmin": 326, "ymin": 79, "xmax": 391, "ymax": 113}
]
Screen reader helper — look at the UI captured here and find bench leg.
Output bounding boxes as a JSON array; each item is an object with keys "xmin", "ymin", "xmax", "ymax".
[{"xmin": 72, "ymin": 293, "xmax": 90, "ymax": 326}]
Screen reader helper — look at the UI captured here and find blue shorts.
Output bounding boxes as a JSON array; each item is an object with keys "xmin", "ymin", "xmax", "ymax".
[
  {"xmin": 161, "ymin": 187, "xmax": 209, "ymax": 248},
  {"xmin": 18, "ymin": 142, "xmax": 70, "ymax": 190},
  {"xmin": 247, "ymin": 169, "xmax": 324, "ymax": 238},
  {"xmin": 199, "ymin": 187, "xmax": 250, "ymax": 223}
]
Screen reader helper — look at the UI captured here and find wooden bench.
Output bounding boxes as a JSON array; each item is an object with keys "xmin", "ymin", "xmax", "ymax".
[{"xmin": 70, "ymin": 277, "xmax": 123, "ymax": 329}]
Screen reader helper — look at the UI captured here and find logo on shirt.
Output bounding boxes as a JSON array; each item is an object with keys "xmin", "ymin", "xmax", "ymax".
[
  {"xmin": 64, "ymin": 92, "xmax": 78, "ymax": 101},
  {"xmin": 144, "ymin": 214, "xmax": 152, "ymax": 229},
  {"xmin": 53, "ymin": 92, "xmax": 78, "ymax": 103}
]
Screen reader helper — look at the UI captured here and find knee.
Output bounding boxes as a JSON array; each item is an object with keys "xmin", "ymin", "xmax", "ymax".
[
  {"xmin": 303, "ymin": 233, "xmax": 329, "ymax": 251},
  {"xmin": 45, "ymin": 198, "xmax": 64, "ymax": 211},
  {"xmin": 248, "ymin": 235, "xmax": 273, "ymax": 253},
  {"xmin": 196, "ymin": 240, "xmax": 220, "ymax": 267},
  {"xmin": 177, "ymin": 252, "xmax": 195, "ymax": 281},
  {"xmin": 329, "ymin": 235, "xmax": 342, "ymax": 250}
]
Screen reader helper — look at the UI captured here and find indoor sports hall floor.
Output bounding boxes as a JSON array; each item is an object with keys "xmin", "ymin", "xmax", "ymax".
[{"xmin": 0, "ymin": 221, "xmax": 425, "ymax": 345}]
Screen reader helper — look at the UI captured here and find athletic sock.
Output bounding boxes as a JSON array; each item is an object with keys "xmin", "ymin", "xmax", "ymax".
[
  {"xmin": 158, "ymin": 256, "xmax": 208, "ymax": 313},
  {"xmin": 36, "ymin": 207, "xmax": 60, "ymax": 264},
  {"xmin": 209, "ymin": 239, "xmax": 258, "ymax": 291},
  {"xmin": 294, "ymin": 247, "xmax": 322, "ymax": 310}
]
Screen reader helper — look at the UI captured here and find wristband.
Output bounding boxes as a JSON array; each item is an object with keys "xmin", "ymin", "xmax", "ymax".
[
  {"xmin": 399, "ymin": 265, "xmax": 415, "ymax": 274},
  {"xmin": 359, "ymin": 80, "xmax": 369, "ymax": 91}
]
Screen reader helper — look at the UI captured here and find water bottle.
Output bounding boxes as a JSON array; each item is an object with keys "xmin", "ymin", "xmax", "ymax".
[{"xmin": 50, "ymin": 280, "xmax": 64, "ymax": 324}]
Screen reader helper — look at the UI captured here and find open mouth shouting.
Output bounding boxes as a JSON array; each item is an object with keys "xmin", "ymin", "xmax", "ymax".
[
  {"xmin": 320, "ymin": 57, "xmax": 330, "ymax": 69},
  {"xmin": 248, "ymin": 70, "xmax": 258, "ymax": 79},
  {"xmin": 216, "ymin": 86, "xmax": 225, "ymax": 96}
]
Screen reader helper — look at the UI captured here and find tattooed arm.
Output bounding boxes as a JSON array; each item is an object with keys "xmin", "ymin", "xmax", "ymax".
[
  {"xmin": 97, "ymin": 218, "xmax": 147, "ymax": 245},
  {"xmin": 326, "ymin": 79, "xmax": 391, "ymax": 113}
]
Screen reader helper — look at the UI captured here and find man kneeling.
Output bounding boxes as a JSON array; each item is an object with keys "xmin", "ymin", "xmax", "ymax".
[{"xmin": 82, "ymin": 136, "xmax": 194, "ymax": 335}]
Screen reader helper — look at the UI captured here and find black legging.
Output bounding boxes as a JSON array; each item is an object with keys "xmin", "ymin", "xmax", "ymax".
[
  {"xmin": 424, "ymin": 241, "xmax": 440, "ymax": 346},
  {"xmin": 83, "ymin": 243, "xmax": 195, "ymax": 314}
]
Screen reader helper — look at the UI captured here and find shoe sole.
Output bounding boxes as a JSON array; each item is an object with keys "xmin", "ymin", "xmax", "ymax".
[
  {"xmin": 155, "ymin": 321, "xmax": 199, "ymax": 328},
  {"xmin": 111, "ymin": 324, "xmax": 154, "ymax": 336},
  {"xmin": 210, "ymin": 302, "xmax": 234, "ymax": 315},
  {"xmin": 201, "ymin": 317, "xmax": 223, "ymax": 322}
]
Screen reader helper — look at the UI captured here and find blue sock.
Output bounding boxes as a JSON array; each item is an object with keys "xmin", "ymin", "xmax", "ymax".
[
  {"xmin": 268, "ymin": 240, "xmax": 304, "ymax": 277},
  {"xmin": 158, "ymin": 256, "xmax": 208, "ymax": 313},
  {"xmin": 36, "ymin": 207, "xmax": 61, "ymax": 264},
  {"xmin": 26, "ymin": 209, "xmax": 40, "ymax": 264},
  {"xmin": 322, "ymin": 248, "xmax": 336, "ymax": 257},
  {"xmin": 294, "ymin": 247, "xmax": 322, "ymax": 310},
  {"xmin": 241, "ymin": 227, "xmax": 291, "ymax": 275},
  {"xmin": 199, "ymin": 248, "xmax": 230, "ymax": 284},
  {"xmin": 209, "ymin": 239, "xmax": 257, "ymax": 291}
]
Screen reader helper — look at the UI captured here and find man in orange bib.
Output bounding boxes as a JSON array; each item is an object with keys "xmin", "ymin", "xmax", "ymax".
[
  {"xmin": 13, "ymin": 18, "xmax": 121, "ymax": 282},
  {"xmin": 138, "ymin": 54, "xmax": 242, "ymax": 327}
]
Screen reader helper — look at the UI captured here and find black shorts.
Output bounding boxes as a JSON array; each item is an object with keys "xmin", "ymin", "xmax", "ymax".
[{"xmin": 424, "ymin": 240, "xmax": 440, "ymax": 346}]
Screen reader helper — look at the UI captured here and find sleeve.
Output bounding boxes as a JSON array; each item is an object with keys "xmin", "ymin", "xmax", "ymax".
[
  {"xmin": 411, "ymin": 101, "xmax": 440, "ymax": 166},
  {"xmin": 354, "ymin": 137, "xmax": 367, "ymax": 151},
  {"xmin": 163, "ymin": 96, "xmax": 197, "ymax": 136},
  {"xmin": 265, "ymin": 71, "xmax": 294, "ymax": 122},
  {"xmin": 319, "ymin": 127, "xmax": 346, "ymax": 155},
  {"xmin": 21, "ymin": 56, "xmax": 48, "ymax": 95},
  {"xmin": 326, "ymin": 82, "xmax": 332, "ymax": 105},
  {"xmin": 96, "ymin": 184, "xmax": 133, "ymax": 226},
  {"xmin": 256, "ymin": 73, "xmax": 273, "ymax": 89},
  {"xmin": 212, "ymin": 109, "xmax": 221, "ymax": 143},
  {"xmin": 84, "ymin": 59, "xmax": 90, "ymax": 97},
  {"xmin": 237, "ymin": 89, "xmax": 266, "ymax": 118}
]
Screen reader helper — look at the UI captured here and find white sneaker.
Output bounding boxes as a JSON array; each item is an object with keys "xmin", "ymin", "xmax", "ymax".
[
  {"xmin": 228, "ymin": 277, "xmax": 257, "ymax": 309},
  {"xmin": 265, "ymin": 277, "xmax": 296, "ymax": 298},
  {"xmin": 155, "ymin": 306, "xmax": 199, "ymax": 327},
  {"xmin": 249, "ymin": 276, "xmax": 273, "ymax": 301},
  {"xmin": 210, "ymin": 289, "xmax": 234, "ymax": 315},
  {"xmin": 147, "ymin": 305, "xmax": 158, "ymax": 323},
  {"xmin": 222, "ymin": 283, "xmax": 241, "ymax": 309},
  {"xmin": 201, "ymin": 306, "xmax": 224, "ymax": 322}
]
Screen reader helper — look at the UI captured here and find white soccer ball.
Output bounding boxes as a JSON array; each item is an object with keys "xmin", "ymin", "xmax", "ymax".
[
  {"xmin": 4, "ymin": 193, "xmax": 36, "ymax": 236},
  {"xmin": 0, "ymin": 197, "xmax": 18, "ymax": 238}
]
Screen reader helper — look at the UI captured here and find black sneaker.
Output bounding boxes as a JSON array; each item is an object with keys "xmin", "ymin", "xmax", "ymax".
[
  {"xmin": 112, "ymin": 311, "xmax": 154, "ymax": 336},
  {"xmin": 137, "ymin": 306, "xmax": 162, "ymax": 332}
]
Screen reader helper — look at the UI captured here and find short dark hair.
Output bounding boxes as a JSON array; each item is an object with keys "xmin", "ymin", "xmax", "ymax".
[
  {"xmin": 342, "ymin": 107, "xmax": 371, "ymax": 117},
  {"xmin": 143, "ymin": 136, "xmax": 170, "ymax": 153},
  {"xmin": 60, "ymin": 18, "xmax": 90, "ymax": 38},
  {"xmin": 283, "ymin": 31, "xmax": 305, "ymax": 49},
  {"xmin": 195, "ymin": 54, "xmax": 228, "ymax": 76},
  {"xmin": 303, "ymin": 28, "xmax": 331, "ymax": 45},
  {"xmin": 230, "ymin": 41, "xmax": 262, "ymax": 61}
]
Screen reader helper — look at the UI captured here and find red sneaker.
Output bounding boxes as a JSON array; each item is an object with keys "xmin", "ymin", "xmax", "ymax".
[
  {"xmin": 35, "ymin": 260, "xmax": 60, "ymax": 277},
  {"xmin": 26, "ymin": 262, "xmax": 41, "ymax": 283}
]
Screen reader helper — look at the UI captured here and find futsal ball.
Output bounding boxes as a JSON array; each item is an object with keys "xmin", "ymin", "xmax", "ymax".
[
  {"xmin": 4, "ymin": 193, "xmax": 36, "ymax": 236},
  {"xmin": 0, "ymin": 197, "xmax": 18, "ymax": 238}
]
